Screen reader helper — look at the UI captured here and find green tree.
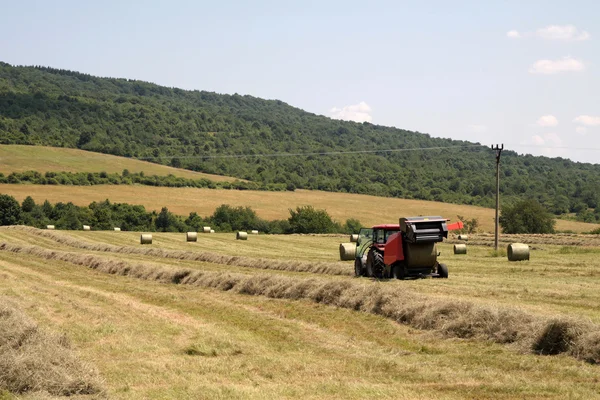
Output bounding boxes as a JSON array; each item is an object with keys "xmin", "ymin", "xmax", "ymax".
[
  {"xmin": 0, "ymin": 194, "xmax": 22, "ymax": 225},
  {"xmin": 499, "ymin": 199, "xmax": 555, "ymax": 234},
  {"xmin": 21, "ymin": 196, "xmax": 36, "ymax": 212},
  {"xmin": 343, "ymin": 218, "xmax": 362, "ymax": 234},
  {"xmin": 288, "ymin": 205, "xmax": 341, "ymax": 234},
  {"xmin": 155, "ymin": 207, "xmax": 184, "ymax": 232},
  {"xmin": 184, "ymin": 212, "xmax": 204, "ymax": 231}
]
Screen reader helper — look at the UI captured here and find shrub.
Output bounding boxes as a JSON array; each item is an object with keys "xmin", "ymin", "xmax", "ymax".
[
  {"xmin": 288, "ymin": 206, "xmax": 341, "ymax": 234},
  {"xmin": 499, "ymin": 199, "xmax": 556, "ymax": 234}
]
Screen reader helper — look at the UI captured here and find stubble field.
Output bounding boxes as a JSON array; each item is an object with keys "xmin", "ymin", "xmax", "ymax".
[{"xmin": 1, "ymin": 226, "xmax": 600, "ymax": 399}]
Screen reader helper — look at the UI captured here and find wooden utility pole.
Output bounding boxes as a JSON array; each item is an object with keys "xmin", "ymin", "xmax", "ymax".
[{"xmin": 492, "ymin": 144, "xmax": 504, "ymax": 251}]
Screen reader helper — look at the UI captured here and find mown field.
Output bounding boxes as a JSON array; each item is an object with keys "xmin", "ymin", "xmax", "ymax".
[
  {"xmin": 0, "ymin": 145, "xmax": 238, "ymax": 182},
  {"xmin": 1, "ymin": 183, "xmax": 598, "ymax": 234},
  {"xmin": 1, "ymin": 226, "xmax": 600, "ymax": 399}
]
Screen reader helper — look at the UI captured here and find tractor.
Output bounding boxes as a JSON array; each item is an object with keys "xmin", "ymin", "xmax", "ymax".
[{"xmin": 354, "ymin": 216, "xmax": 463, "ymax": 279}]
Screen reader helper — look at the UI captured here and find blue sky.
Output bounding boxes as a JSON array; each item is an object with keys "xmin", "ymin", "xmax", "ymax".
[{"xmin": 1, "ymin": 0, "xmax": 599, "ymax": 163}]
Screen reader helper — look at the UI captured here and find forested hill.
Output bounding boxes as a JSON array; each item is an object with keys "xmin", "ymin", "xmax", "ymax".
[{"xmin": 0, "ymin": 62, "xmax": 599, "ymax": 221}]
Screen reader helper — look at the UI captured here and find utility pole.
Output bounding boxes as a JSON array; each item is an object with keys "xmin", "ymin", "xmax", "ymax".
[{"xmin": 492, "ymin": 144, "xmax": 504, "ymax": 251}]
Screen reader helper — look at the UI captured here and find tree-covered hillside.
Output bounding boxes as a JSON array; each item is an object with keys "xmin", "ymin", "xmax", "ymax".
[{"xmin": 0, "ymin": 62, "xmax": 599, "ymax": 220}]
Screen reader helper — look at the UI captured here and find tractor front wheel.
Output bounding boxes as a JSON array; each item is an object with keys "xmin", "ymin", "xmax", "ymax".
[{"xmin": 438, "ymin": 263, "xmax": 449, "ymax": 278}]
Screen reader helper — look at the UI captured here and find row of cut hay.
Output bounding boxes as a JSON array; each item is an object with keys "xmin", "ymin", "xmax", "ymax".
[
  {"xmin": 1, "ymin": 241, "xmax": 599, "ymax": 365},
  {"xmin": 2, "ymin": 226, "xmax": 352, "ymax": 276},
  {"xmin": 449, "ymin": 233, "xmax": 600, "ymax": 247},
  {"xmin": 0, "ymin": 298, "xmax": 103, "ymax": 397}
]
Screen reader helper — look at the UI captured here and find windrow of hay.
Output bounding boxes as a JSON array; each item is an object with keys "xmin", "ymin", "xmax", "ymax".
[
  {"xmin": 0, "ymin": 298, "xmax": 103, "ymax": 397},
  {"xmin": 448, "ymin": 232, "xmax": 600, "ymax": 247},
  {"xmin": 2, "ymin": 226, "xmax": 352, "ymax": 276},
  {"xmin": 1, "ymin": 241, "xmax": 599, "ymax": 365}
]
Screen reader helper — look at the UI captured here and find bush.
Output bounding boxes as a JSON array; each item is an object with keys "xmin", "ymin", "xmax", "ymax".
[
  {"xmin": 288, "ymin": 206, "xmax": 341, "ymax": 234},
  {"xmin": 209, "ymin": 204, "xmax": 262, "ymax": 232},
  {"xmin": 499, "ymin": 199, "xmax": 556, "ymax": 234},
  {"xmin": 343, "ymin": 218, "xmax": 362, "ymax": 234},
  {"xmin": 0, "ymin": 194, "xmax": 22, "ymax": 225}
]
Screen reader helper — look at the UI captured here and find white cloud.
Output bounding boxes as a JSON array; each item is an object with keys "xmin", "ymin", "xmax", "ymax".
[
  {"xmin": 523, "ymin": 133, "xmax": 566, "ymax": 157},
  {"xmin": 573, "ymin": 115, "xmax": 600, "ymax": 127},
  {"xmin": 329, "ymin": 101, "xmax": 372, "ymax": 123},
  {"xmin": 528, "ymin": 57, "xmax": 585, "ymax": 74},
  {"xmin": 536, "ymin": 25, "xmax": 590, "ymax": 41},
  {"xmin": 531, "ymin": 135, "xmax": 545, "ymax": 146},
  {"xmin": 576, "ymin": 126, "xmax": 588, "ymax": 135},
  {"xmin": 506, "ymin": 30, "xmax": 521, "ymax": 38},
  {"xmin": 467, "ymin": 124, "xmax": 487, "ymax": 133},
  {"xmin": 536, "ymin": 115, "xmax": 558, "ymax": 127}
]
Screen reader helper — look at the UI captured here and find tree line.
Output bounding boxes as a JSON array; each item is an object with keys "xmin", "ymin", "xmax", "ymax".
[{"xmin": 0, "ymin": 169, "xmax": 290, "ymax": 191}]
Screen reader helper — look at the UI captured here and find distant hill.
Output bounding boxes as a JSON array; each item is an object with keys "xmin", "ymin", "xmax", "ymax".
[
  {"xmin": 0, "ymin": 145, "xmax": 239, "ymax": 182},
  {"xmin": 0, "ymin": 62, "xmax": 599, "ymax": 222}
]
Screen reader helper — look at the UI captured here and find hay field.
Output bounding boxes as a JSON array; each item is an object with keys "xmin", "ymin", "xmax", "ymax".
[
  {"xmin": 0, "ymin": 145, "xmax": 237, "ymax": 182},
  {"xmin": 1, "ymin": 227, "xmax": 600, "ymax": 399},
  {"xmin": 1, "ymin": 183, "xmax": 598, "ymax": 233}
]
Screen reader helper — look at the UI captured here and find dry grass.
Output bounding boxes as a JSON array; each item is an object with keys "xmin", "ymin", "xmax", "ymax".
[
  {"xmin": 2, "ymin": 183, "xmax": 597, "ymax": 233},
  {"xmin": 1, "ymin": 240, "xmax": 599, "ymax": 366},
  {"xmin": 2, "ymin": 238, "xmax": 600, "ymax": 398},
  {"xmin": 0, "ymin": 298, "xmax": 103, "ymax": 398},
  {"xmin": 2, "ymin": 227, "xmax": 351, "ymax": 276},
  {"xmin": 449, "ymin": 232, "xmax": 600, "ymax": 247},
  {"xmin": 0, "ymin": 145, "xmax": 237, "ymax": 182}
]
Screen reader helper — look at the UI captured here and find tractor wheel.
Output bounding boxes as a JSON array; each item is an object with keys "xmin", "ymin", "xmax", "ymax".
[
  {"xmin": 366, "ymin": 249, "xmax": 385, "ymax": 279},
  {"xmin": 438, "ymin": 263, "xmax": 449, "ymax": 278},
  {"xmin": 354, "ymin": 258, "xmax": 364, "ymax": 277}
]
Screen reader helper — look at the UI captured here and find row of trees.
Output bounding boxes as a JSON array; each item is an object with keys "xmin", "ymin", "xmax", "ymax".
[
  {"xmin": 0, "ymin": 169, "xmax": 289, "ymax": 191},
  {"xmin": 0, "ymin": 194, "xmax": 360, "ymax": 234},
  {"xmin": 0, "ymin": 63, "xmax": 599, "ymax": 218},
  {"xmin": 0, "ymin": 193, "xmax": 580, "ymax": 235}
]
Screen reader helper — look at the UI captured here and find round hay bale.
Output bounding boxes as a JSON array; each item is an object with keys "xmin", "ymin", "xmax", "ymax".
[
  {"xmin": 140, "ymin": 234, "xmax": 153, "ymax": 245},
  {"xmin": 453, "ymin": 244, "xmax": 467, "ymax": 255},
  {"xmin": 236, "ymin": 231, "xmax": 248, "ymax": 240},
  {"xmin": 82, "ymin": 225, "xmax": 91, "ymax": 231},
  {"xmin": 251, "ymin": 230, "xmax": 259, "ymax": 234},
  {"xmin": 350, "ymin": 234, "xmax": 359, "ymax": 243},
  {"xmin": 339, "ymin": 242, "xmax": 356, "ymax": 261},
  {"xmin": 114, "ymin": 227, "xmax": 121, "ymax": 231},
  {"xmin": 46, "ymin": 225, "xmax": 55, "ymax": 230},
  {"xmin": 458, "ymin": 234, "xmax": 468, "ymax": 241},
  {"xmin": 186, "ymin": 232, "xmax": 197, "ymax": 242},
  {"xmin": 507, "ymin": 243, "xmax": 530, "ymax": 261},
  {"xmin": 404, "ymin": 242, "xmax": 437, "ymax": 267},
  {"xmin": 210, "ymin": 229, "xmax": 215, "ymax": 234},
  {"xmin": 202, "ymin": 226, "xmax": 211, "ymax": 233}
]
